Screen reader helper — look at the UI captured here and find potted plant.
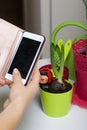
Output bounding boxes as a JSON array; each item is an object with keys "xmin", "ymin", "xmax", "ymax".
[
  {"xmin": 39, "ymin": 21, "xmax": 87, "ymax": 117},
  {"xmin": 40, "ymin": 38, "xmax": 72, "ymax": 117},
  {"xmin": 40, "ymin": 26, "xmax": 73, "ymax": 118}
]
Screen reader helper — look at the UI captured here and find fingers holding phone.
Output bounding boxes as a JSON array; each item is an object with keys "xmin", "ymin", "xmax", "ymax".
[{"xmin": 5, "ymin": 32, "xmax": 45, "ymax": 85}]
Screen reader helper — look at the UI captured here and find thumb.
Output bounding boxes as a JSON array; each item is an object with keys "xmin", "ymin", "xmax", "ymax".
[{"xmin": 12, "ymin": 68, "xmax": 22, "ymax": 84}]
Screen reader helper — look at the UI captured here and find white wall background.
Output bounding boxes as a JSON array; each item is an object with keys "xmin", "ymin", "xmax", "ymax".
[
  {"xmin": 23, "ymin": 0, "xmax": 87, "ymax": 58},
  {"xmin": 51, "ymin": 0, "xmax": 87, "ymax": 40}
]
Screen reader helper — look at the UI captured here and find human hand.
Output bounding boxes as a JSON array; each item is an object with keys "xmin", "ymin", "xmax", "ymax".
[
  {"xmin": 0, "ymin": 77, "xmax": 12, "ymax": 87},
  {"xmin": 0, "ymin": 67, "xmax": 40, "ymax": 130},
  {"xmin": 3, "ymin": 67, "xmax": 40, "ymax": 111},
  {"xmin": 0, "ymin": 78, "xmax": 6, "ymax": 86}
]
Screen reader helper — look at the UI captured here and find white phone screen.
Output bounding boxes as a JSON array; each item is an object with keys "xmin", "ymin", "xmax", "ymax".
[{"xmin": 8, "ymin": 37, "xmax": 41, "ymax": 79}]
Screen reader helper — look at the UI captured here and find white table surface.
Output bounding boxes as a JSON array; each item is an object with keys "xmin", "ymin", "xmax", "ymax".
[{"xmin": 0, "ymin": 58, "xmax": 87, "ymax": 130}]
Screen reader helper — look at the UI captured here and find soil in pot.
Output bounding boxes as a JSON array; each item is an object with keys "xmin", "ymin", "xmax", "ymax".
[{"xmin": 40, "ymin": 78, "xmax": 72, "ymax": 94}]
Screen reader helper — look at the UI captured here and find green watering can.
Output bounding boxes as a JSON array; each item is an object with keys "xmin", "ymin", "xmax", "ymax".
[{"xmin": 50, "ymin": 21, "xmax": 87, "ymax": 80}]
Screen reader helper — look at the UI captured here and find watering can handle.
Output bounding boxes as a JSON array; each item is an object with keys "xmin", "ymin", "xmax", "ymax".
[{"xmin": 51, "ymin": 21, "xmax": 87, "ymax": 44}]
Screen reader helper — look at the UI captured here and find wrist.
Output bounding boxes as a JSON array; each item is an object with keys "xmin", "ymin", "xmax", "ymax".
[{"xmin": 0, "ymin": 98, "xmax": 25, "ymax": 130}]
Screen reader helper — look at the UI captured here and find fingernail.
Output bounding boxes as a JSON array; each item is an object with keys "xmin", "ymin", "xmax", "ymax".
[{"xmin": 13, "ymin": 68, "xmax": 19, "ymax": 73}]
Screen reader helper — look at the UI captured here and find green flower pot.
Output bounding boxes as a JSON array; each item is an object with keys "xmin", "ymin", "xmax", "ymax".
[{"xmin": 40, "ymin": 83, "xmax": 72, "ymax": 117}]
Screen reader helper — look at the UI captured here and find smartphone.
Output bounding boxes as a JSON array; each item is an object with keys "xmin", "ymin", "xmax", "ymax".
[{"xmin": 5, "ymin": 32, "xmax": 45, "ymax": 85}]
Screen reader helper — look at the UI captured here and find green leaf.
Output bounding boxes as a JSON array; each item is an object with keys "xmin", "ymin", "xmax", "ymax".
[
  {"xmin": 64, "ymin": 40, "xmax": 72, "ymax": 61},
  {"xmin": 50, "ymin": 41, "xmax": 64, "ymax": 81},
  {"xmin": 56, "ymin": 39, "xmax": 63, "ymax": 52},
  {"xmin": 58, "ymin": 43, "xmax": 64, "ymax": 80},
  {"xmin": 50, "ymin": 43, "xmax": 60, "ymax": 79}
]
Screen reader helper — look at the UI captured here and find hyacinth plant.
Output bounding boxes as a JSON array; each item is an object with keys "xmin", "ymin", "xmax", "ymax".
[
  {"xmin": 50, "ymin": 38, "xmax": 72, "ymax": 84},
  {"xmin": 50, "ymin": 21, "xmax": 87, "ymax": 85}
]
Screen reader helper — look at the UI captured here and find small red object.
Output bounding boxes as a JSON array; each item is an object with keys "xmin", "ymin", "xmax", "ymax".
[{"xmin": 40, "ymin": 66, "xmax": 53, "ymax": 83}]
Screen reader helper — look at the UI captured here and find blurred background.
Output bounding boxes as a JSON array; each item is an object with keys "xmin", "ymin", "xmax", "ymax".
[{"xmin": 0, "ymin": 0, "xmax": 87, "ymax": 58}]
